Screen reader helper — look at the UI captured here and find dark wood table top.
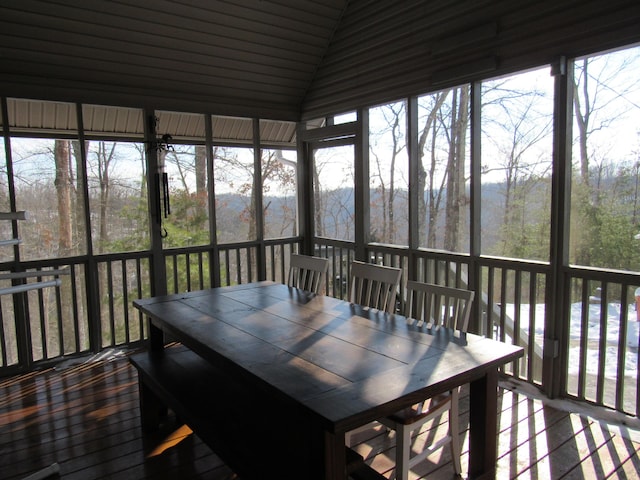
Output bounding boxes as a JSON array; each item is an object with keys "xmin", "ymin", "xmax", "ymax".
[{"xmin": 134, "ymin": 281, "xmax": 524, "ymax": 436}]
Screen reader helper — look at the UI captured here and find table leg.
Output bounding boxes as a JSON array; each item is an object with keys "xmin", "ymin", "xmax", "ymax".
[
  {"xmin": 468, "ymin": 369, "xmax": 499, "ymax": 479},
  {"xmin": 138, "ymin": 377, "xmax": 166, "ymax": 432},
  {"xmin": 324, "ymin": 430, "xmax": 347, "ymax": 480},
  {"xmin": 148, "ymin": 317, "xmax": 165, "ymax": 352}
]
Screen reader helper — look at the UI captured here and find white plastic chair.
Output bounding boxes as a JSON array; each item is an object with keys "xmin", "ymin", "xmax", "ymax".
[
  {"xmin": 348, "ymin": 260, "xmax": 402, "ymax": 314},
  {"xmin": 287, "ymin": 253, "xmax": 329, "ymax": 295},
  {"xmin": 380, "ymin": 280, "xmax": 475, "ymax": 479}
]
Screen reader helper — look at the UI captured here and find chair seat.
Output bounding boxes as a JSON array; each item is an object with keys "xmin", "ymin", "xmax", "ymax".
[{"xmin": 385, "ymin": 392, "xmax": 451, "ymax": 425}]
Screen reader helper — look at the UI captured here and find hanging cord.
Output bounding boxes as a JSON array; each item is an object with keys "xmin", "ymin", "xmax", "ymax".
[
  {"xmin": 154, "ymin": 172, "xmax": 168, "ymax": 238},
  {"xmin": 147, "ymin": 127, "xmax": 173, "ymax": 238},
  {"xmin": 163, "ymin": 172, "xmax": 170, "ymax": 217}
]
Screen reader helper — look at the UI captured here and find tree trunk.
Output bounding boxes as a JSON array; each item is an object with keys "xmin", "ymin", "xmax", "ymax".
[
  {"xmin": 72, "ymin": 140, "xmax": 87, "ymax": 252},
  {"xmin": 195, "ymin": 145, "xmax": 207, "ymax": 196},
  {"xmin": 417, "ymin": 91, "xmax": 448, "ymax": 247},
  {"xmin": 444, "ymin": 89, "xmax": 460, "ymax": 251},
  {"xmin": 456, "ymin": 85, "xmax": 469, "ymax": 248},
  {"xmin": 98, "ymin": 143, "xmax": 110, "ymax": 251},
  {"xmin": 313, "ymin": 159, "xmax": 323, "ymax": 237},
  {"xmin": 574, "ymin": 59, "xmax": 591, "ymax": 187},
  {"xmin": 55, "ymin": 140, "xmax": 73, "ymax": 256}
]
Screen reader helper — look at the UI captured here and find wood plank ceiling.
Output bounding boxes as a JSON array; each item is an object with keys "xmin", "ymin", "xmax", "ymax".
[{"xmin": 0, "ymin": 0, "xmax": 348, "ymax": 121}]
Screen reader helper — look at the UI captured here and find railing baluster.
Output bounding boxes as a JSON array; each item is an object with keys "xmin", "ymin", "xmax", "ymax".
[
  {"xmin": 185, "ymin": 253, "xmax": 192, "ymax": 292},
  {"xmin": 223, "ymin": 249, "xmax": 230, "ymax": 286},
  {"xmin": 616, "ymin": 285, "xmax": 629, "ymax": 412},
  {"xmin": 486, "ymin": 266, "xmax": 495, "ymax": 338},
  {"xmin": 0, "ymin": 302, "xmax": 6, "ymax": 367},
  {"xmin": 236, "ymin": 248, "xmax": 242, "ymax": 284},
  {"xmin": 136, "ymin": 258, "xmax": 144, "ymax": 340},
  {"xmin": 70, "ymin": 264, "xmax": 81, "ymax": 354},
  {"xmin": 595, "ymin": 282, "xmax": 609, "ymax": 405},
  {"xmin": 35, "ymin": 277, "xmax": 48, "ymax": 360},
  {"xmin": 527, "ymin": 272, "xmax": 537, "ymax": 383},
  {"xmin": 513, "ymin": 269, "xmax": 522, "ymax": 378},
  {"xmin": 53, "ymin": 269, "xmax": 64, "ymax": 357},
  {"xmin": 122, "ymin": 259, "xmax": 130, "ymax": 345},
  {"xmin": 172, "ymin": 255, "xmax": 179, "ymax": 294}
]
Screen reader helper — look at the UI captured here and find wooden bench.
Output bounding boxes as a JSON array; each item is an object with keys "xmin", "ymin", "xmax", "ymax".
[{"xmin": 130, "ymin": 344, "xmax": 384, "ymax": 480}]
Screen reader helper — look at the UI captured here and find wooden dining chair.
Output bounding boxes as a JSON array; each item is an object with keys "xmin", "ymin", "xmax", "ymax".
[
  {"xmin": 379, "ymin": 280, "xmax": 475, "ymax": 480},
  {"xmin": 348, "ymin": 260, "xmax": 402, "ymax": 314},
  {"xmin": 287, "ymin": 253, "xmax": 330, "ymax": 295}
]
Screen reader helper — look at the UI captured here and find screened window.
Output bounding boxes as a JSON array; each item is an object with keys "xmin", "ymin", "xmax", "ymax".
[
  {"xmin": 214, "ymin": 147, "xmax": 256, "ymax": 243},
  {"xmin": 6, "ymin": 100, "xmax": 87, "ymax": 261},
  {"xmin": 417, "ymin": 86, "xmax": 471, "ymax": 252},
  {"xmin": 570, "ymin": 45, "xmax": 640, "ymax": 271},
  {"xmin": 369, "ymin": 101, "xmax": 408, "ymax": 245},
  {"xmin": 481, "ymin": 67, "xmax": 554, "ymax": 261},
  {"xmin": 313, "ymin": 144, "xmax": 355, "ymax": 242},
  {"xmin": 9, "ymin": 138, "xmax": 86, "ymax": 260},
  {"xmin": 262, "ymin": 149, "xmax": 297, "ymax": 239},
  {"xmin": 0, "ymin": 137, "xmax": 11, "ymax": 262},
  {"xmin": 161, "ymin": 144, "xmax": 210, "ymax": 248},
  {"xmin": 86, "ymin": 140, "xmax": 148, "ymax": 254},
  {"xmin": 155, "ymin": 109, "xmax": 210, "ymax": 249}
]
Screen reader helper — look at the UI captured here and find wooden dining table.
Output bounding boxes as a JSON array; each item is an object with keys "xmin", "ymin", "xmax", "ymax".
[{"xmin": 132, "ymin": 281, "xmax": 523, "ymax": 480}]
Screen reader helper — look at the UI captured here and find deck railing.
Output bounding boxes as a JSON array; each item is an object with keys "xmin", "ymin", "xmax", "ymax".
[
  {"xmin": 0, "ymin": 237, "xmax": 638, "ymax": 417},
  {"xmin": 564, "ymin": 266, "xmax": 640, "ymax": 417}
]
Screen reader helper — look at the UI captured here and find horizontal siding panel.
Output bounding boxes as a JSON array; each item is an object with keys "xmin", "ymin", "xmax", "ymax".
[
  {"xmin": 0, "ymin": 24, "xmax": 318, "ymax": 76},
  {"xmin": 496, "ymin": 3, "xmax": 640, "ymax": 60},
  {"xmin": 141, "ymin": 0, "xmax": 345, "ymax": 38},
  {"xmin": 303, "ymin": 0, "xmax": 640, "ymax": 119},
  {"xmin": 327, "ymin": 0, "xmax": 498, "ymax": 64},
  {"xmin": 307, "ymin": 0, "xmax": 506, "ymax": 92},
  {"xmin": 1, "ymin": 8, "xmax": 324, "ymax": 68},
  {"xmin": 6, "ymin": 0, "xmax": 330, "ymax": 56},
  {"xmin": 0, "ymin": 0, "xmax": 347, "ymax": 120},
  {"xmin": 0, "ymin": 39, "xmax": 311, "ymax": 92},
  {"xmin": 0, "ymin": 57, "xmax": 307, "ymax": 103}
]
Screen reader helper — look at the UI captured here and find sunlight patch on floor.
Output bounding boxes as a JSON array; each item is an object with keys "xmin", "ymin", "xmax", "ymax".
[{"xmin": 147, "ymin": 424, "xmax": 194, "ymax": 457}]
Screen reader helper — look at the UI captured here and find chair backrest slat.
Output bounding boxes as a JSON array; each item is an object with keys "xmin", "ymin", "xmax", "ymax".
[
  {"xmin": 287, "ymin": 254, "xmax": 329, "ymax": 295},
  {"xmin": 349, "ymin": 261, "xmax": 402, "ymax": 314},
  {"xmin": 405, "ymin": 280, "xmax": 474, "ymax": 332}
]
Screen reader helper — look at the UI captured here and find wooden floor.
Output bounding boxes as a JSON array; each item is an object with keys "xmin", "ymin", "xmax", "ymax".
[{"xmin": 1, "ymin": 354, "xmax": 639, "ymax": 480}]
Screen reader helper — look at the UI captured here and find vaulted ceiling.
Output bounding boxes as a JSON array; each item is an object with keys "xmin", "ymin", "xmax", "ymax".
[{"xmin": 1, "ymin": 0, "xmax": 640, "ymax": 123}]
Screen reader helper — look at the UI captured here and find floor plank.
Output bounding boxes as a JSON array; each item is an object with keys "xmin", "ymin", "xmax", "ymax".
[{"xmin": 1, "ymin": 355, "xmax": 639, "ymax": 480}]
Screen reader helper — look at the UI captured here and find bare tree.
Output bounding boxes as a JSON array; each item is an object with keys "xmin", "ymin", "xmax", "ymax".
[
  {"xmin": 418, "ymin": 91, "xmax": 448, "ymax": 248},
  {"xmin": 417, "ymin": 88, "xmax": 470, "ymax": 251},
  {"xmin": 54, "ymin": 140, "xmax": 73, "ymax": 256},
  {"xmin": 443, "ymin": 86, "xmax": 470, "ymax": 251},
  {"xmin": 370, "ymin": 102, "xmax": 406, "ymax": 244}
]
